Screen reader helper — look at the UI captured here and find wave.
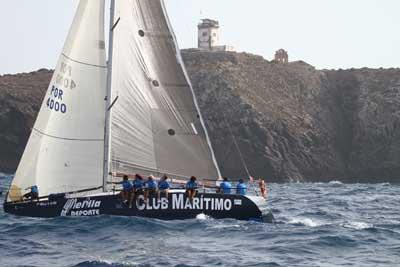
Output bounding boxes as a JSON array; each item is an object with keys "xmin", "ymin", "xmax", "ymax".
[
  {"xmin": 0, "ymin": 173, "xmax": 12, "ymax": 178},
  {"xmin": 311, "ymin": 235, "xmax": 357, "ymax": 248},
  {"xmin": 342, "ymin": 221, "xmax": 374, "ymax": 230},
  {"xmin": 72, "ymin": 260, "xmax": 136, "ymax": 267},
  {"xmin": 328, "ymin": 180, "xmax": 343, "ymax": 185},
  {"xmin": 2, "ymin": 181, "xmax": 399, "ymax": 267},
  {"xmin": 72, "ymin": 261, "xmax": 281, "ymax": 267},
  {"xmin": 288, "ymin": 217, "xmax": 328, "ymax": 227},
  {"xmin": 195, "ymin": 213, "xmax": 211, "ymax": 220}
]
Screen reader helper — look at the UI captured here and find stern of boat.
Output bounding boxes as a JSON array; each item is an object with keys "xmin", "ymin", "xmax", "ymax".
[{"xmin": 245, "ymin": 195, "xmax": 274, "ymax": 223}]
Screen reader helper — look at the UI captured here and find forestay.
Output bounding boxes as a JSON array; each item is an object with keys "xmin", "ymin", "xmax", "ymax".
[
  {"xmin": 8, "ymin": 0, "xmax": 107, "ymax": 201},
  {"xmin": 108, "ymin": 0, "xmax": 221, "ymax": 181}
]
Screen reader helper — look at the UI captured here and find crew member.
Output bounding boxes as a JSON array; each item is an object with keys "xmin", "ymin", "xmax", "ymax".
[
  {"xmin": 259, "ymin": 179, "xmax": 267, "ymax": 199},
  {"xmin": 144, "ymin": 175, "xmax": 157, "ymax": 202},
  {"xmin": 23, "ymin": 185, "xmax": 39, "ymax": 201},
  {"xmin": 219, "ymin": 177, "xmax": 232, "ymax": 194},
  {"xmin": 185, "ymin": 176, "xmax": 198, "ymax": 201},
  {"xmin": 132, "ymin": 174, "xmax": 144, "ymax": 201},
  {"xmin": 120, "ymin": 175, "xmax": 134, "ymax": 208},
  {"xmin": 158, "ymin": 175, "xmax": 170, "ymax": 199},
  {"xmin": 236, "ymin": 179, "xmax": 247, "ymax": 195}
]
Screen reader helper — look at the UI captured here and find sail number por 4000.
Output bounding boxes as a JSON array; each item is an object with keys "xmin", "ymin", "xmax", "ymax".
[{"xmin": 46, "ymin": 86, "xmax": 67, "ymax": 113}]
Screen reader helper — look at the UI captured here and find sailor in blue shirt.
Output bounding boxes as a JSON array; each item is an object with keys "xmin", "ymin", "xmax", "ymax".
[
  {"xmin": 158, "ymin": 175, "xmax": 170, "ymax": 199},
  {"xmin": 219, "ymin": 177, "xmax": 232, "ymax": 194},
  {"xmin": 236, "ymin": 179, "xmax": 247, "ymax": 195},
  {"xmin": 31, "ymin": 185, "xmax": 39, "ymax": 195},
  {"xmin": 122, "ymin": 176, "xmax": 133, "ymax": 192},
  {"xmin": 133, "ymin": 174, "xmax": 144, "ymax": 190},
  {"xmin": 144, "ymin": 175, "xmax": 157, "ymax": 201},
  {"xmin": 132, "ymin": 174, "xmax": 144, "ymax": 201},
  {"xmin": 120, "ymin": 175, "xmax": 134, "ymax": 208},
  {"xmin": 23, "ymin": 185, "xmax": 39, "ymax": 201},
  {"xmin": 186, "ymin": 176, "xmax": 198, "ymax": 200}
]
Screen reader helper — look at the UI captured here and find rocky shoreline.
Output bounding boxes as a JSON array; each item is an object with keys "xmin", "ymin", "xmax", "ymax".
[{"xmin": 1, "ymin": 50, "xmax": 399, "ymax": 182}]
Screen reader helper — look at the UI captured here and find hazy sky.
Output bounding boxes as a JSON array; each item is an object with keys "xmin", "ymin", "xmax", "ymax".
[{"xmin": 0, "ymin": 0, "xmax": 399, "ymax": 74}]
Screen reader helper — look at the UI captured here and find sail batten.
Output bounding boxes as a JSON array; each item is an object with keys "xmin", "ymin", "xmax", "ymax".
[
  {"xmin": 32, "ymin": 128, "xmax": 104, "ymax": 142},
  {"xmin": 61, "ymin": 53, "xmax": 107, "ymax": 69}
]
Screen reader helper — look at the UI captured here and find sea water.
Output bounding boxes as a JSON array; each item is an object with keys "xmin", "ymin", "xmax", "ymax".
[{"xmin": 1, "ymin": 175, "xmax": 399, "ymax": 267}]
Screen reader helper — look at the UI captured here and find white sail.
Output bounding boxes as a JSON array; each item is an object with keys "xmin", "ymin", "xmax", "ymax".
[
  {"xmin": 108, "ymin": 0, "xmax": 221, "ymax": 180},
  {"xmin": 8, "ymin": 0, "xmax": 107, "ymax": 201}
]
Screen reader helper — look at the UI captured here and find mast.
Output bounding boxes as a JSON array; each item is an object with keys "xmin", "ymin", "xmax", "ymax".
[{"xmin": 103, "ymin": 0, "xmax": 116, "ymax": 192}]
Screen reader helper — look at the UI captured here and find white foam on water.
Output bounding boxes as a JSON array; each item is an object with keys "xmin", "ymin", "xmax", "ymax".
[
  {"xmin": 342, "ymin": 221, "xmax": 373, "ymax": 230},
  {"xmin": 91, "ymin": 258, "xmax": 137, "ymax": 267},
  {"xmin": 289, "ymin": 217, "xmax": 326, "ymax": 227},
  {"xmin": 196, "ymin": 213, "xmax": 209, "ymax": 220},
  {"xmin": 210, "ymin": 224, "xmax": 242, "ymax": 229},
  {"xmin": 328, "ymin": 180, "xmax": 343, "ymax": 185}
]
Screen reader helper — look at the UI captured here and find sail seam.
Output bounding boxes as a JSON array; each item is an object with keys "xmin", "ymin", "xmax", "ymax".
[
  {"xmin": 61, "ymin": 53, "xmax": 107, "ymax": 69},
  {"xmin": 33, "ymin": 128, "xmax": 104, "ymax": 142}
]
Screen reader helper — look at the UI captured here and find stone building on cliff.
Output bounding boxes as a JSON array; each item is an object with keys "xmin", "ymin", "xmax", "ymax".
[
  {"xmin": 197, "ymin": 19, "xmax": 235, "ymax": 52},
  {"xmin": 274, "ymin": 49, "xmax": 289, "ymax": 63}
]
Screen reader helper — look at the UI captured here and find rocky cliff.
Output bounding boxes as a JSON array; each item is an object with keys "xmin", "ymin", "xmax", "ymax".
[
  {"xmin": 1, "ymin": 51, "xmax": 399, "ymax": 182},
  {"xmin": 0, "ymin": 69, "xmax": 52, "ymax": 173}
]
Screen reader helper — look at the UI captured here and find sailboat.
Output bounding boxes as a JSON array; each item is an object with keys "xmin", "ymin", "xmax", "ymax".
[{"xmin": 3, "ymin": 0, "xmax": 271, "ymax": 222}]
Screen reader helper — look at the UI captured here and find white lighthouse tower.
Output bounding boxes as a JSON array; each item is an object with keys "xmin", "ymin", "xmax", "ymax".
[
  {"xmin": 198, "ymin": 19, "xmax": 220, "ymax": 50},
  {"xmin": 197, "ymin": 19, "xmax": 235, "ymax": 52}
]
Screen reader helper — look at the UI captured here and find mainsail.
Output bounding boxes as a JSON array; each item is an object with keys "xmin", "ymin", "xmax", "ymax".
[
  {"xmin": 8, "ymin": 1, "xmax": 107, "ymax": 201},
  {"xmin": 107, "ymin": 0, "xmax": 221, "ymax": 181}
]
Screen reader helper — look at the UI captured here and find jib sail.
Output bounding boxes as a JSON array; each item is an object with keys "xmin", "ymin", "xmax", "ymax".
[{"xmin": 8, "ymin": 0, "xmax": 107, "ymax": 201}]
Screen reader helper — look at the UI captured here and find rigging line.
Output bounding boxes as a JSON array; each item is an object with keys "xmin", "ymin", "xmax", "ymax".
[
  {"xmin": 221, "ymin": 109, "xmax": 259, "ymax": 195},
  {"xmin": 218, "ymin": 98, "xmax": 260, "ymax": 195},
  {"xmin": 218, "ymin": 141, "xmax": 236, "ymax": 167},
  {"xmin": 33, "ymin": 128, "xmax": 104, "ymax": 142},
  {"xmin": 221, "ymin": 110, "xmax": 251, "ymax": 178},
  {"xmin": 213, "ymin": 87, "xmax": 253, "ymax": 180}
]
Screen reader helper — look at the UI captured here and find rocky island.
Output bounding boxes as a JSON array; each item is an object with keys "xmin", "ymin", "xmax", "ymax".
[{"xmin": 1, "ymin": 50, "xmax": 399, "ymax": 182}]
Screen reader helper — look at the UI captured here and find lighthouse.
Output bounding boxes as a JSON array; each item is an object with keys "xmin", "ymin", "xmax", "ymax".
[{"xmin": 197, "ymin": 19, "xmax": 235, "ymax": 52}]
